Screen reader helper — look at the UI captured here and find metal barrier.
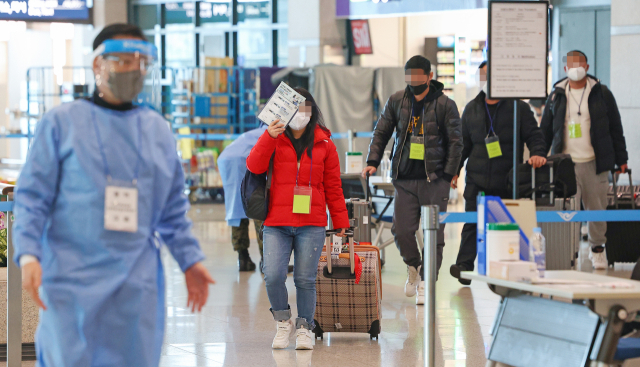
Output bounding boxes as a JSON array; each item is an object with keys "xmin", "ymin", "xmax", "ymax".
[{"xmin": 422, "ymin": 205, "xmax": 439, "ymax": 367}]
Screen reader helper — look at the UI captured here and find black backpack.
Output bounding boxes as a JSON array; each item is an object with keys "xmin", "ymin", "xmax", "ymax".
[
  {"xmin": 508, "ymin": 154, "xmax": 577, "ymax": 204},
  {"xmin": 240, "ymin": 154, "xmax": 274, "ymax": 221}
]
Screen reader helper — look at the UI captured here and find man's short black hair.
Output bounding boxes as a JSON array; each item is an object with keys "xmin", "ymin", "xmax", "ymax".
[
  {"xmin": 478, "ymin": 60, "xmax": 487, "ymax": 70},
  {"xmin": 404, "ymin": 55, "xmax": 431, "ymax": 74},
  {"xmin": 565, "ymin": 50, "xmax": 588, "ymax": 64},
  {"xmin": 93, "ymin": 23, "xmax": 147, "ymax": 50}
]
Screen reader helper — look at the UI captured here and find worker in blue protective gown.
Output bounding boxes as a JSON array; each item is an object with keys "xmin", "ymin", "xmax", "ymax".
[{"xmin": 12, "ymin": 24, "xmax": 215, "ymax": 367}]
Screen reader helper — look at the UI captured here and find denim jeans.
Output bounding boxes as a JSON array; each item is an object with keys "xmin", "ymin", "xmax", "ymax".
[{"xmin": 262, "ymin": 225, "xmax": 325, "ymax": 330}]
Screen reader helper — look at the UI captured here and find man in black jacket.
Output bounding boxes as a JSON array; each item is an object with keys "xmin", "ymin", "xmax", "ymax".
[
  {"xmin": 540, "ymin": 50, "xmax": 629, "ymax": 270},
  {"xmin": 450, "ymin": 61, "xmax": 548, "ymax": 285},
  {"xmin": 363, "ymin": 55, "xmax": 463, "ymax": 305}
]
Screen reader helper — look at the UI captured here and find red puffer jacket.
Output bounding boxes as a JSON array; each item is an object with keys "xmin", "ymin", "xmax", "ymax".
[{"xmin": 246, "ymin": 126, "xmax": 349, "ymax": 229}]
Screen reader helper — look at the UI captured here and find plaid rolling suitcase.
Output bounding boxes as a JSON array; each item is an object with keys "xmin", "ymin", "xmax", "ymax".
[
  {"xmin": 312, "ymin": 229, "xmax": 382, "ymax": 340},
  {"xmin": 605, "ymin": 170, "xmax": 640, "ymax": 264}
]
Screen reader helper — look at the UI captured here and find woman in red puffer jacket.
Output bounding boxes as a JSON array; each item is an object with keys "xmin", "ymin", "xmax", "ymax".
[{"xmin": 246, "ymin": 88, "xmax": 349, "ymax": 350}]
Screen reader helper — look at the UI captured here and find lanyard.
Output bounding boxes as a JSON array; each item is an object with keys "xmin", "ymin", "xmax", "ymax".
[
  {"xmin": 410, "ymin": 100, "xmax": 432, "ymax": 136},
  {"xmin": 567, "ymin": 84, "xmax": 587, "ymax": 116},
  {"xmin": 90, "ymin": 108, "xmax": 143, "ymax": 184},
  {"xmin": 295, "ymin": 149, "xmax": 313, "ymax": 187},
  {"xmin": 484, "ymin": 101, "xmax": 502, "ymax": 137}
]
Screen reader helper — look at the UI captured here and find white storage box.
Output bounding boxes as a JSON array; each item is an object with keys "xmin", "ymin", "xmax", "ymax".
[{"xmin": 489, "ymin": 261, "xmax": 538, "ymax": 281}]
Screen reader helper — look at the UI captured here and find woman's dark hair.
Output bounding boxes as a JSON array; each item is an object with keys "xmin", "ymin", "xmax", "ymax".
[
  {"xmin": 286, "ymin": 87, "xmax": 329, "ymax": 159},
  {"xmin": 93, "ymin": 23, "xmax": 147, "ymax": 50}
]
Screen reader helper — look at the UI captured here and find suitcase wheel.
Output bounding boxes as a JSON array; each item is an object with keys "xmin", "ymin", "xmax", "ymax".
[
  {"xmin": 312, "ymin": 321, "xmax": 324, "ymax": 340},
  {"xmin": 368, "ymin": 320, "xmax": 381, "ymax": 340}
]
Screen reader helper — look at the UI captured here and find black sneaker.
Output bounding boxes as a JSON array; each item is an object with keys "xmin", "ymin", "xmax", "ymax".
[
  {"xmin": 238, "ymin": 250, "xmax": 256, "ymax": 272},
  {"xmin": 450, "ymin": 264, "xmax": 471, "ymax": 286}
]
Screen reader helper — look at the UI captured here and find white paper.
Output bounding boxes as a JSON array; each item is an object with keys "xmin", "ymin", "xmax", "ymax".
[
  {"xmin": 104, "ymin": 186, "xmax": 138, "ymax": 233},
  {"xmin": 489, "ymin": 2, "xmax": 548, "ymax": 98},
  {"xmin": 258, "ymin": 82, "xmax": 306, "ymax": 126}
]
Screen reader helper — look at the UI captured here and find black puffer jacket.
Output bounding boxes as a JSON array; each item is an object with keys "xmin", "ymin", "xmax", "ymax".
[
  {"xmin": 540, "ymin": 76, "xmax": 628, "ymax": 174},
  {"xmin": 458, "ymin": 92, "xmax": 547, "ymax": 191},
  {"xmin": 366, "ymin": 80, "xmax": 463, "ymax": 181}
]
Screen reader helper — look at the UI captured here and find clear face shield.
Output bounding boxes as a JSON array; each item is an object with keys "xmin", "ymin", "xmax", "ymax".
[{"xmin": 93, "ymin": 40, "xmax": 162, "ymax": 109}]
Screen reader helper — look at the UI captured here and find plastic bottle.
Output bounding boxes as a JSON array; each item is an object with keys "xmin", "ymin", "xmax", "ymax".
[
  {"xmin": 380, "ymin": 151, "xmax": 392, "ymax": 182},
  {"xmin": 577, "ymin": 225, "xmax": 592, "ymax": 272},
  {"xmin": 529, "ymin": 227, "xmax": 546, "ymax": 277}
]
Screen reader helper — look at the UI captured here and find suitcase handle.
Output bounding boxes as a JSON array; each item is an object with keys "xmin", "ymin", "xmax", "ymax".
[
  {"xmin": 611, "ymin": 169, "xmax": 635, "ymax": 210},
  {"xmin": 531, "ymin": 161, "xmax": 555, "ymax": 205},
  {"xmin": 325, "ymin": 230, "xmax": 355, "ymax": 275}
]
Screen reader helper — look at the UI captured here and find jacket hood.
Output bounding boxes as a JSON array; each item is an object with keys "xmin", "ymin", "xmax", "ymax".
[
  {"xmin": 553, "ymin": 74, "xmax": 600, "ymax": 91},
  {"xmin": 313, "ymin": 125, "xmax": 332, "ymax": 143},
  {"xmin": 406, "ymin": 79, "xmax": 445, "ymax": 102}
]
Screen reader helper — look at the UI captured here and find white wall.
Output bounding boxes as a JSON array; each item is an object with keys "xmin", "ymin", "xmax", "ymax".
[
  {"xmin": 358, "ymin": 17, "xmax": 403, "ymax": 68},
  {"xmin": 610, "ymin": 0, "xmax": 640, "ymax": 179},
  {"xmin": 287, "ymin": 0, "xmax": 321, "ymax": 67},
  {"xmin": 405, "ymin": 8, "xmax": 488, "ymax": 58}
]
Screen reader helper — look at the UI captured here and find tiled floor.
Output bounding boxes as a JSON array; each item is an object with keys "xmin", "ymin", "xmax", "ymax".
[
  {"xmin": 159, "ymin": 203, "xmax": 500, "ymax": 367},
  {"xmin": 6, "ymin": 203, "xmax": 640, "ymax": 366}
]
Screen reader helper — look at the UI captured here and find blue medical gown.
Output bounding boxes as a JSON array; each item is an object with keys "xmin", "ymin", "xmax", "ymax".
[
  {"xmin": 217, "ymin": 124, "xmax": 266, "ymax": 227},
  {"xmin": 12, "ymin": 100, "xmax": 205, "ymax": 367}
]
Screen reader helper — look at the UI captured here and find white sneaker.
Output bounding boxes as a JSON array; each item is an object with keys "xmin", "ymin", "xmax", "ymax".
[
  {"xmin": 405, "ymin": 266, "xmax": 420, "ymax": 297},
  {"xmin": 272, "ymin": 319, "xmax": 295, "ymax": 349},
  {"xmin": 416, "ymin": 281, "xmax": 425, "ymax": 305},
  {"xmin": 590, "ymin": 248, "xmax": 608, "ymax": 270},
  {"xmin": 295, "ymin": 328, "xmax": 314, "ymax": 350}
]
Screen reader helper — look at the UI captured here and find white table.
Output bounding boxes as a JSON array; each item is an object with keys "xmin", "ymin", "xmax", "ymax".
[
  {"xmin": 462, "ymin": 271, "xmax": 640, "ymax": 367},
  {"xmin": 368, "ymin": 176, "xmax": 394, "ymax": 196}
]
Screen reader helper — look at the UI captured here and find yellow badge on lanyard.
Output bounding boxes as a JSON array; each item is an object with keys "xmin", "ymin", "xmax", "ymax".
[
  {"xmin": 293, "ymin": 186, "xmax": 312, "ymax": 214},
  {"xmin": 485, "ymin": 135, "xmax": 502, "ymax": 159},
  {"xmin": 568, "ymin": 121, "xmax": 582, "ymax": 139},
  {"xmin": 410, "ymin": 136, "xmax": 425, "ymax": 160}
]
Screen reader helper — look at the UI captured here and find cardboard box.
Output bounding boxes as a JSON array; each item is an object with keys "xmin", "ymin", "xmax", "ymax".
[{"xmin": 489, "ymin": 261, "xmax": 538, "ymax": 281}]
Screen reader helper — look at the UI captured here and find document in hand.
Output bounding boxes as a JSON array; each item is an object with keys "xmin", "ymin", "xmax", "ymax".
[{"xmin": 258, "ymin": 82, "xmax": 306, "ymax": 126}]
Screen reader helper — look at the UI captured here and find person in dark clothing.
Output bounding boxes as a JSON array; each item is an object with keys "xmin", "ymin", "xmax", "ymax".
[
  {"xmin": 363, "ymin": 55, "xmax": 463, "ymax": 305},
  {"xmin": 450, "ymin": 61, "xmax": 548, "ymax": 285},
  {"xmin": 540, "ymin": 50, "xmax": 629, "ymax": 270}
]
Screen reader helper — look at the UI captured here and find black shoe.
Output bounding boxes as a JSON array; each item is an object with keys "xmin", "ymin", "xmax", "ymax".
[
  {"xmin": 238, "ymin": 250, "xmax": 256, "ymax": 272},
  {"xmin": 288, "ymin": 265, "xmax": 294, "ymax": 273},
  {"xmin": 450, "ymin": 264, "xmax": 471, "ymax": 286}
]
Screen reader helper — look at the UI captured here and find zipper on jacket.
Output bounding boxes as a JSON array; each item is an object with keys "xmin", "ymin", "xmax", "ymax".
[
  {"xmin": 395, "ymin": 103, "xmax": 412, "ymax": 180},
  {"xmin": 423, "ymin": 101, "xmax": 434, "ymax": 183}
]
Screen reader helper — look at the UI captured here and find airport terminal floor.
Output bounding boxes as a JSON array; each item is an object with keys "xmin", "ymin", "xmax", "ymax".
[{"xmin": 7, "ymin": 202, "xmax": 637, "ymax": 367}]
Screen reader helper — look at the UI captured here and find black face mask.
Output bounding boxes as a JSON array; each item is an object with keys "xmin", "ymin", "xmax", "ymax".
[{"xmin": 408, "ymin": 81, "xmax": 429, "ymax": 96}]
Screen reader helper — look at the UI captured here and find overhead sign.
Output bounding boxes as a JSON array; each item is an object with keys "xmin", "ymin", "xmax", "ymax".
[
  {"xmin": 488, "ymin": 1, "xmax": 549, "ymax": 99},
  {"xmin": 0, "ymin": 0, "xmax": 91, "ymax": 22},
  {"xmin": 350, "ymin": 19, "xmax": 373, "ymax": 55}
]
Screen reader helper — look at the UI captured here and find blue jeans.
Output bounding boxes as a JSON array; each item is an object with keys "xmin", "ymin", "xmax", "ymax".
[{"xmin": 262, "ymin": 225, "xmax": 325, "ymax": 330}]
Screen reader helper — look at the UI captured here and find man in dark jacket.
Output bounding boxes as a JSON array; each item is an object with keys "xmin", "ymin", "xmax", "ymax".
[
  {"xmin": 449, "ymin": 61, "xmax": 548, "ymax": 285},
  {"xmin": 540, "ymin": 50, "xmax": 629, "ymax": 270},
  {"xmin": 363, "ymin": 55, "xmax": 463, "ymax": 305}
]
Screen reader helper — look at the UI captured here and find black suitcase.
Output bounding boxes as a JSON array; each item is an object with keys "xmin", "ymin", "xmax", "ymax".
[{"xmin": 605, "ymin": 169, "xmax": 640, "ymax": 265}]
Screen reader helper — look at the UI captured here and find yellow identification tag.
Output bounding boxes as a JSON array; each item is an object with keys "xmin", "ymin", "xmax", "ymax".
[
  {"xmin": 485, "ymin": 136, "xmax": 502, "ymax": 159},
  {"xmin": 293, "ymin": 186, "xmax": 312, "ymax": 214},
  {"xmin": 409, "ymin": 136, "xmax": 424, "ymax": 160},
  {"xmin": 569, "ymin": 121, "xmax": 582, "ymax": 139}
]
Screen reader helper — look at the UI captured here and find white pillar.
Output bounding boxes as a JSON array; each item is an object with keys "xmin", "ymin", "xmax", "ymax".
[{"xmin": 610, "ymin": 0, "xmax": 640, "ymax": 175}]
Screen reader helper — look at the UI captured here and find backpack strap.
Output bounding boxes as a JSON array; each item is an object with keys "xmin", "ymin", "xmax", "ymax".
[{"xmin": 266, "ymin": 152, "xmax": 275, "ymax": 189}]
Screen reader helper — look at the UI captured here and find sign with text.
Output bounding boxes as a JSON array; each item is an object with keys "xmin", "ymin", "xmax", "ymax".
[
  {"xmin": 350, "ymin": 19, "xmax": 373, "ymax": 55},
  {"xmin": 0, "ymin": 0, "xmax": 90, "ymax": 22},
  {"xmin": 488, "ymin": 1, "xmax": 549, "ymax": 99}
]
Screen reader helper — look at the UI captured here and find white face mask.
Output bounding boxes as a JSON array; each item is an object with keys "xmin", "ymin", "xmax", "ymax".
[
  {"xmin": 566, "ymin": 67, "xmax": 586, "ymax": 82},
  {"xmin": 288, "ymin": 112, "xmax": 311, "ymax": 131}
]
